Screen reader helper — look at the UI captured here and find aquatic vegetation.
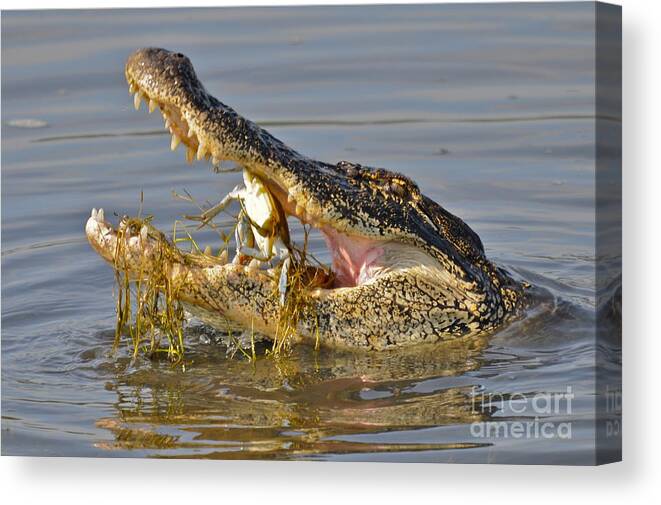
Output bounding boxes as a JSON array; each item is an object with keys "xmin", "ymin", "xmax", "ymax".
[
  {"xmin": 111, "ymin": 187, "xmax": 331, "ymax": 363},
  {"xmin": 270, "ymin": 227, "xmax": 332, "ymax": 355},
  {"xmin": 112, "ymin": 214, "xmax": 187, "ymax": 363}
]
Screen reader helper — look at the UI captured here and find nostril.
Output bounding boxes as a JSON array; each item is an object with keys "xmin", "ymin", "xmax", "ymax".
[{"xmin": 175, "ymin": 53, "xmax": 184, "ymax": 58}]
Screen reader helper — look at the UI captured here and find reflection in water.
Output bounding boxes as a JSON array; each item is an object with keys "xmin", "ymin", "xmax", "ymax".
[
  {"xmin": 96, "ymin": 335, "xmax": 492, "ymax": 458},
  {"xmin": 92, "ymin": 279, "xmax": 618, "ymax": 461}
]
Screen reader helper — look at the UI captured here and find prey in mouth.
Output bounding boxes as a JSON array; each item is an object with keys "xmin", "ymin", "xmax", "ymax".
[{"xmin": 85, "ymin": 47, "xmax": 525, "ymax": 350}]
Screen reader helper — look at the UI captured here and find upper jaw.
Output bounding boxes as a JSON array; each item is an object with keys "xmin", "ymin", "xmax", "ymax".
[
  {"xmin": 125, "ymin": 48, "xmax": 340, "ymax": 225},
  {"xmin": 124, "ymin": 48, "xmax": 392, "ymax": 274},
  {"xmin": 126, "ymin": 48, "xmax": 226, "ymax": 168},
  {"xmin": 125, "ymin": 48, "xmax": 200, "ymax": 106}
]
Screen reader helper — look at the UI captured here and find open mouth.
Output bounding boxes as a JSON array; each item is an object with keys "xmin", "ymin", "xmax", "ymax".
[{"xmin": 125, "ymin": 75, "xmax": 385, "ymax": 289}]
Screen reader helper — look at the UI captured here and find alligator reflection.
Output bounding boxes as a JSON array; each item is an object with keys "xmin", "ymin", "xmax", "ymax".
[{"xmin": 96, "ymin": 334, "xmax": 494, "ymax": 458}]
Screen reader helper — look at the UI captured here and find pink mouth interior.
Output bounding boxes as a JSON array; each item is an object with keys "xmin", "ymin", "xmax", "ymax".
[
  {"xmin": 266, "ymin": 180, "xmax": 384, "ymax": 289},
  {"xmin": 321, "ymin": 227, "xmax": 384, "ymax": 288}
]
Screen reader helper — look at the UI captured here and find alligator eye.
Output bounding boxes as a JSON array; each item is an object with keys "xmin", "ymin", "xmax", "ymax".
[
  {"xmin": 346, "ymin": 166, "xmax": 359, "ymax": 177},
  {"xmin": 389, "ymin": 182, "xmax": 406, "ymax": 197},
  {"xmin": 338, "ymin": 161, "xmax": 360, "ymax": 178}
]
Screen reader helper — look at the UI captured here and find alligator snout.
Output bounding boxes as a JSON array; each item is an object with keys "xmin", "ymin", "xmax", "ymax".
[{"xmin": 126, "ymin": 48, "xmax": 199, "ymax": 103}]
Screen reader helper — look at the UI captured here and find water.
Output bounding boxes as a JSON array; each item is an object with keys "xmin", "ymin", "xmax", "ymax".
[{"xmin": 1, "ymin": 4, "xmax": 620, "ymax": 463}]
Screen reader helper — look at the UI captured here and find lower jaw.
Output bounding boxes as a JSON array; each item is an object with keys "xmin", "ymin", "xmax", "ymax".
[{"xmin": 88, "ymin": 211, "xmax": 384, "ymax": 297}]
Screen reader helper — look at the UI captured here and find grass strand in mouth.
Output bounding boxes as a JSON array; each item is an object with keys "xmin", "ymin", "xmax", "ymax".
[
  {"xmin": 110, "ymin": 192, "xmax": 332, "ymax": 362},
  {"xmin": 271, "ymin": 236, "xmax": 308, "ymax": 356},
  {"xmin": 270, "ymin": 226, "xmax": 330, "ymax": 356},
  {"xmin": 113, "ymin": 215, "xmax": 187, "ymax": 363}
]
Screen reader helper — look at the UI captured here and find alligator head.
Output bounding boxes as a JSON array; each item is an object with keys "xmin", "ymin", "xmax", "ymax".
[{"xmin": 85, "ymin": 47, "xmax": 525, "ymax": 350}]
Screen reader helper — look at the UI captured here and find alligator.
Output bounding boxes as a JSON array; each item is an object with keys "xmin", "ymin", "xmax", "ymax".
[{"xmin": 85, "ymin": 48, "xmax": 527, "ymax": 350}]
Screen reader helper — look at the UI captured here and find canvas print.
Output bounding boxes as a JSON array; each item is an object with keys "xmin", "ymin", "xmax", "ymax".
[{"xmin": 1, "ymin": 2, "xmax": 621, "ymax": 464}]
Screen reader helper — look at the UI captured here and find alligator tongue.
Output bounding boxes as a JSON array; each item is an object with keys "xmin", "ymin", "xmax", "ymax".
[{"xmin": 321, "ymin": 227, "xmax": 384, "ymax": 288}]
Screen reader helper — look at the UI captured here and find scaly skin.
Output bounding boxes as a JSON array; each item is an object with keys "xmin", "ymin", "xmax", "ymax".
[{"xmin": 85, "ymin": 48, "xmax": 528, "ymax": 350}]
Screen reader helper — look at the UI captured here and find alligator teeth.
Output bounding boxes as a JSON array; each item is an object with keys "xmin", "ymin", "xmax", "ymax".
[
  {"xmin": 164, "ymin": 118, "xmax": 172, "ymax": 129},
  {"xmin": 91, "ymin": 208, "xmax": 98, "ymax": 219},
  {"xmin": 140, "ymin": 225, "xmax": 148, "ymax": 243},
  {"xmin": 203, "ymin": 245, "xmax": 212, "ymax": 256},
  {"xmin": 196, "ymin": 143, "xmax": 207, "ymax": 161},
  {"xmin": 186, "ymin": 147, "xmax": 195, "ymax": 164},
  {"xmin": 218, "ymin": 249, "xmax": 229, "ymax": 264},
  {"xmin": 187, "ymin": 125, "xmax": 195, "ymax": 138},
  {"xmin": 171, "ymin": 134, "xmax": 181, "ymax": 151},
  {"xmin": 133, "ymin": 92, "xmax": 142, "ymax": 110},
  {"xmin": 148, "ymin": 99, "xmax": 157, "ymax": 113},
  {"xmin": 129, "ymin": 82, "xmax": 137, "ymax": 94},
  {"xmin": 97, "ymin": 208, "xmax": 104, "ymax": 222}
]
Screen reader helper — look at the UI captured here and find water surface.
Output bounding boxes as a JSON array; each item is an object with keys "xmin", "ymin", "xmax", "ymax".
[{"xmin": 2, "ymin": 4, "xmax": 620, "ymax": 463}]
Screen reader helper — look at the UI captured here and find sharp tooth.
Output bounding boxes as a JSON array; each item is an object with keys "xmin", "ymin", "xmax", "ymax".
[
  {"xmin": 187, "ymin": 125, "xmax": 195, "ymax": 138},
  {"xmin": 204, "ymin": 245, "xmax": 212, "ymax": 256},
  {"xmin": 91, "ymin": 208, "xmax": 97, "ymax": 219},
  {"xmin": 148, "ymin": 99, "xmax": 157, "ymax": 113},
  {"xmin": 97, "ymin": 208, "xmax": 104, "ymax": 222},
  {"xmin": 171, "ymin": 134, "xmax": 181, "ymax": 151},
  {"xmin": 133, "ymin": 92, "xmax": 141, "ymax": 110},
  {"xmin": 186, "ymin": 147, "xmax": 195, "ymax": 164},
  {"xmin": 140, "ymin": 225, "xmax": 148, "ymax": 243},
  {"xmin": 129, "ymin": 83, "xmax": 137, "ymax": 94},
  {"xmin": 164, "ymin": 118, "xmax": 172, "ymax": 129},
  {"xmin": 196, "ymin": 143, "xmax": 207, "ymax": 160},
  {"xmin": 218, "ymin": 249, "xmax": 229, "ymax": 264}
]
